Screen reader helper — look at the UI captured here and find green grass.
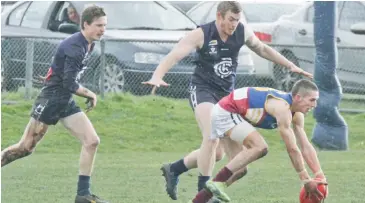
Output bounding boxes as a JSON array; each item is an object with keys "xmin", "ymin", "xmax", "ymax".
[{"xmin": 2, "ymin": 93, "xmax": 365, "ymax": 203}]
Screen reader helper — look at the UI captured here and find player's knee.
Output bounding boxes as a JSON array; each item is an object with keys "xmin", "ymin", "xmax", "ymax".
[
  {"xmin": 19, "ymin": 144, "xmax": 35, "ymax": 157},
  {"xmin": 83, "ymin": 135, "xmax": 100, "ymax": 148},
  {"xmin": 215, "ymin": 148, "xmax": 225, "ymax": 162},
  {"xmin": 257, "ymin": 146, "xmax": 268, "ymax": 159}
]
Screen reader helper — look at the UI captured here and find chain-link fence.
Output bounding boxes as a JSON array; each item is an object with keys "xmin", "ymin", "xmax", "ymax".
[{"xmin": 1, "ymin": 36, "xmax": 365, "ymax": 112}]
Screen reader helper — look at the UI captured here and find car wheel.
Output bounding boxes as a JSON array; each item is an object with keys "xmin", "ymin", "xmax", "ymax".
[
  {"xmin": 273, "ymin": 51, "xmax": 301, "ymax": 92},
  {"xmin": 93, "ymin": 56, "xmax": 125, "ymax": 93}
]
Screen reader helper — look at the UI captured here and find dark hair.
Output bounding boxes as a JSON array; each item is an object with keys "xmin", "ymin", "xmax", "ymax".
[
  {"xmin": 291, "ymin": 79, "xmax": 318, "ymax": 96},
  {"xmin": 81, "ymin": 5, "xmax": 106, "ymax": 30},
  {"xmin": 217, "ymin": 1, "xmax": 242, "ymax": 17}
]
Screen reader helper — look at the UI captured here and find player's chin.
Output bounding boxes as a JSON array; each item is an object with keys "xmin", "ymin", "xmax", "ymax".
[{"xmin": 94, "ymin": 37, "xmax": 100, "ymax": 41}]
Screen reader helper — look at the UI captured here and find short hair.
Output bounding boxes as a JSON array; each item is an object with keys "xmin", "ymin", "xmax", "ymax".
[
  {"xmin": 291, "ymin": 79, "xmax": 318, "ymax": 96},
  {"xmin": 81, "ymin": 5, "xmax": 106, "ymax": 30},
  {"xmin": 217, "ymin": 1, "xmax": 242, "ymax": 17}
]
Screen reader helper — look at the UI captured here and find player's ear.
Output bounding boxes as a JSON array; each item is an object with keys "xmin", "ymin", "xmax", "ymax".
[
  {"xmin": 217, "ymin": 11, "xmax": 223, "ymax": 20},
  {"xmin": 293, "ymin": 94, "xmax": 301, "ymax": 102}
]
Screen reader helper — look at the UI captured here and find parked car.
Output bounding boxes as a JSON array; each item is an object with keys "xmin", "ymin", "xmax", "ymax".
[
  {"xmin": 351, "ymin": 22, "xmax": 365, "ymax": 35},
  {"xmin": 268, "ymin": 1, "xmax": 365, "ymax": 93},
  {"xmin": 186, "ymin": 1, "xmax": 304, "ymax": 90},
  {"xmin": 168, "ymin": 1, "xmax": 200, "ymax": 13},
  {"xmin": 1, "ymin": 1, "xmax": 255, "ymax": 98},
  {"xmin": 1, "ymin": 1, "xmax": 16, "ymax": 13}
]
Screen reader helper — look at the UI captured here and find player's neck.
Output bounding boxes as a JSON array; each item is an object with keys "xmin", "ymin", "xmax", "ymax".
[
  {"xmin": 81, "ymin": 30, "xmax": 93, "ymax": 44},
  {"xmin": 215, "ymin": 21, "xmax": 229, "ymax": 42}
]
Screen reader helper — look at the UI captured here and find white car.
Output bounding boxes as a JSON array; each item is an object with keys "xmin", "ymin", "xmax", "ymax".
[{"xmin": 270, "ymin": 1, "xmax": 365, "ymax": 93}]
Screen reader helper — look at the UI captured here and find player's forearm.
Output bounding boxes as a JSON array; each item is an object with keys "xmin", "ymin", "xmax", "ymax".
[
  {"xmin": 75, "ymin": 85, "xmax": 95, "ymax": 99},
  {"xmin": 257, "ymin": 44, "xmax": 294, "ymax": 69},
  {"xmin": 280, "ymin": 128, "xmax": 309, "ymax": 180},
  {"xmin": 294, "ymin": 128, "xmax": 323, "ymax": 176},
  {"xmin": 301, "ymin": 142, "xmax": 323, "ymax": 176}
]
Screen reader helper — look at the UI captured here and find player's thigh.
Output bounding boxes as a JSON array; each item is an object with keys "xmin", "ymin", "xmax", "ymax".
[
  {"xmin": 189, "ymin": 88, "xmax": 215, "ymax": 137},
  {"xmin": 16, "ymin": 117, "xmax": 48, "ymax": 150},
  {"xmin": 228, "ymin": 121, "xmax": 268, "ymax": 149},
  {"xmin": 210, "ymin": 105, "xmax": 267, "ymax": 149},
  {"xmin": 60, "ymin": 102, "xmax": 99, "ymax": 145}
]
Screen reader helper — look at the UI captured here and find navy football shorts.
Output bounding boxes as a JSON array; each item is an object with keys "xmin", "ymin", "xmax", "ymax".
[
  {"xmin": 30, "ymin": 94, "xmax": 81, "ymax": 125},
  {"xmin": 188, "ymin": 85, "xmax": 229, "ymax": 111}
]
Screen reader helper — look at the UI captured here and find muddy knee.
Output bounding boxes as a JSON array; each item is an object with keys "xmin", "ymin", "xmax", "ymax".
[
  {"xmin": 83, "ymin": 135, "xmax": 100, "ymax": 149},
  {"xmin": 16, "ymin": 143, "xmax": 35, "ymax": 158},
  {"xmin": 257, "ymin": 146, "xmax": 268, "ymax": 159}
]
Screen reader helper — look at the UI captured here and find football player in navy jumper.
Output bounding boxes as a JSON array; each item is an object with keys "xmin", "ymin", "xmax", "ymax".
[{"xmin": 1, "ymin": 5, "xmax": 109, "ymax": 203}]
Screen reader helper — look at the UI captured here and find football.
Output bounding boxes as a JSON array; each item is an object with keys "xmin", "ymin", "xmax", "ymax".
[{"xmin": 299, "ymin": 178, "xmax": 328, "ymax": 203}]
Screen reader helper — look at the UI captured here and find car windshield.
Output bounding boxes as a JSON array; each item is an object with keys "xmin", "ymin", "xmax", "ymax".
[
  {"xmin": 84, "ymin": 1, "xmax": 196, "ymax": 30},
  {"xmin": 243, "ymin": 3, "xmax": 300, "ymax": 23}
]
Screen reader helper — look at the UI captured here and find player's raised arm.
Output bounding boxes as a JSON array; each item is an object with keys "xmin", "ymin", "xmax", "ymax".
[
  {"xmin": 142, "ymin": 28, "xmax": 204, "ymax": 87},
  {"xmin": 244, "ymin": 29, "xmax": 312, "ymax": 79},
  {"xmin": 292, "ymin": 112, "xmax": 326, "ymax": 180}
]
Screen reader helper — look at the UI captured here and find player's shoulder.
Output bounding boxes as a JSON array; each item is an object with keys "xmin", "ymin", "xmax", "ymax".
[
  {"xmin": 266, "ymin": 96, "xmax": 291, "ymax": 116},
  {"xmin": 59, "ymin": 32, "xmax": 85, "ymax": 54}
]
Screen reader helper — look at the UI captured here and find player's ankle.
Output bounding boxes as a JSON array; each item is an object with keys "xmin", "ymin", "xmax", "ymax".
[
  {"xmin": 170, "ymin": 159, "xmax": 188, "ymax": 176},
  {"xmin": 198, "ymin": 175, "xmax": 210, "ymax": 191}
]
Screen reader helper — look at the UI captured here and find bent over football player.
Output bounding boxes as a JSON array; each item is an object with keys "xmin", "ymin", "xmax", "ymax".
[
  {"xmin": 142, "ymin": 1, "xmax": 312, "ymax": 202},
  {"xmin": 190, "ymin": 79, "xmax": 328, "ymax": 203},
  {"xmin": 1, "ymin": 5, "xmax": 109, "ymax": 203}
]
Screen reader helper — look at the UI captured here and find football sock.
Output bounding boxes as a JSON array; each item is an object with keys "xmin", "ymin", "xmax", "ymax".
[
  {"xmin": 192, "ymin": 188, "xmax": 212, "ymax": 203},
  {"xmin": 170, "ymin": 158, "xmax": 188, "ymax": 176},
  {"xmin": 213, "ymin": 167, "xmax": 233, "ymax": 182},
  {"xmin": 77, "ymin": 175, "xmax": 91, "ymax": 196},
  {"xmin": 198, "ymin": 175, "xmax": 210, "ymax": 191}
]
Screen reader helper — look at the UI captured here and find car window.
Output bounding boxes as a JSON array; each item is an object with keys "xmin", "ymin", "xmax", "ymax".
[
  {"xmin": 56, "ymin": 2, "xmax": 79, "ymax": 24},
  {"xmin": 206, "ymin": 3, "xmax": 219, "ymax": 23},
  {"xmin": 7, "ymin": 2, "xmax": 30, "ymax": 26},
  {"xmin": 21, "ymin": 1, "xmax": 53, "ymax": 28},
  {"xmin": 306, "ymin": 6, "xmax": 314, "ymax": 22},
  {"xmin": 189, "ymin": 2, "xmax": 247, "ymax": 25},
  {"xmin": 187, "ymin": 2, "xmax": 216, "ymax": 25},
  {"xmin": 242, "ymin": 3, "xmax": 300, "ymax": 23},
  {"xmin": 339, "ymin": 1, "xmax": 365, "ymax": 31},
  {"xmin": 84, "ymin": 1, "xmax": 196, "ymax": 30}
]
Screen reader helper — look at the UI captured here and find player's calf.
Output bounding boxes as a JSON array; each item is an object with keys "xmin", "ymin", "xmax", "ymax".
[
  {"xmin": 1, "ymin": 145, "xmax": 33, "ymax": 167},
  {"xmin": 226, "ymin": 167, "xmax": 248, "ymax": 186}
]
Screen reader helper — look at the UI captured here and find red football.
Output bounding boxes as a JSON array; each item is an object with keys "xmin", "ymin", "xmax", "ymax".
[{"xmin": 299, "ymin": 178, "xmax": 328, "ymax": 203}]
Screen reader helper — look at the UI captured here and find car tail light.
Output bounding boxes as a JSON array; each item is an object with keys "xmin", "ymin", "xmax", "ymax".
[{"xmin": 254, "ymin": 32, "xmax": 272, "ymax": 43}]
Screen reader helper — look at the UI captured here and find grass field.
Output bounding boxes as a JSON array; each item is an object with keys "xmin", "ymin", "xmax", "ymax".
[{"xmin": 2, "ymin": 93, "xmax": 365, "ymax": 203}]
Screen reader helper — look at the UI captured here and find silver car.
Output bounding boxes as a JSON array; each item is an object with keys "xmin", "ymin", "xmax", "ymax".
[{"xmin": 273, "ymin": 1, "xmax": 365, "ymax": 93}]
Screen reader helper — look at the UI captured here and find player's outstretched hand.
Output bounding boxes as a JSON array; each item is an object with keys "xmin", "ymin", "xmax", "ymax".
[
  {"xmin": 289, "ymin": 64, "xmax": 313, "ymax": 79},
  {"xmin": 303, "ymin": 179, "xmax": 328, "ymax": 201},
  {"xmin": 141, "ymin": 77, "xmax": 170, "ymax": 95},
  {"xmin": 141, "ymin": 77, "xmax": 170, "ymax": 88}
]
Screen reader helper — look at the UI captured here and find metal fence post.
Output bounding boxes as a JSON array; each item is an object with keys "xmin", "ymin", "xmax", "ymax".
[
  {"xmin": 25, "ymin": 38, "xmax": 34, "ymax": 100},
  {"xmin": 100, "ymin": 39, "xmax": 105, "ymax": 99}
]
